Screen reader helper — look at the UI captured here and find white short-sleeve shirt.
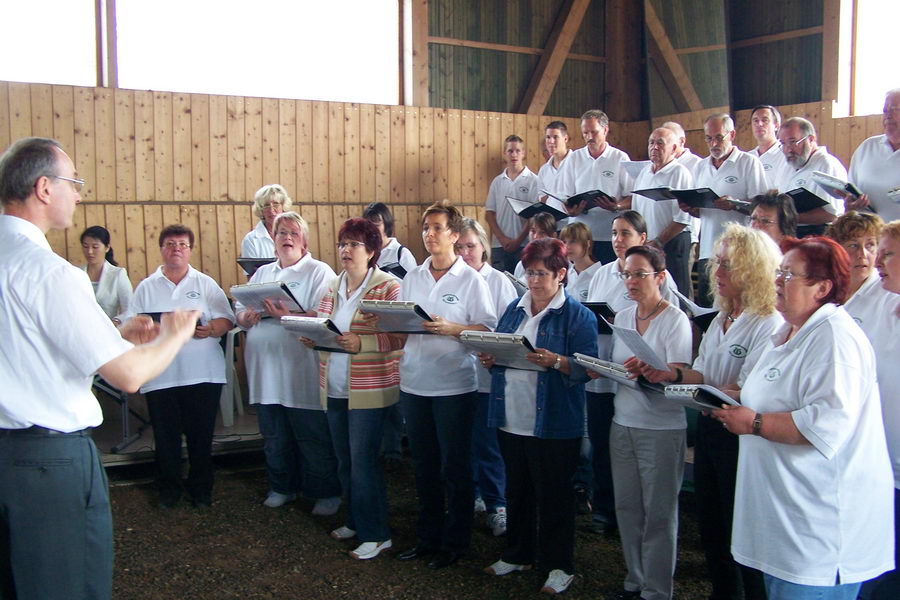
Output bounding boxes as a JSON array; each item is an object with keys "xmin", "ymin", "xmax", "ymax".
[
  {"xmin": 692, "ymin": 311, "xmax": 784, "ymax": 389},
  {"xmin": 733, "ymin": 304, "xmax": 894, "ymax": 585},
  {"xmin": 775, "ymin": 146, "xmax": 847, "ymax": 216},
  {"xmin": 377, "ymin": 237, "xmax": 417, "ymax": 278},
  {"xmin": 0, "ymin": 216, "xmax": 134, "ymax": 432},
  {"xmin": 128, "ymin": 265, "xmax": 235, "ymax": 394},
  {"xmin": 557, "ymin": 145, "xmax": 633, "ymax": 242},
  {"xmin": 751, "ymin": 142, "xmax": 788, "ymax": 189},
  {"xmin": 538, "ymin": 152, "xmax": 570, "ymax": 199},
  {"xmin": 241, "ymin": 220, "xmax": 276, "ymax": 259},
  {"xmin": 476, "ymin": 263, "xmax": 519, "ymax": 393},
  {"xmin": 234, "ymin": 253, "xmax": 336, "ymax": 409},
  {"xmin": 400, "ymin": 257, "xmax": 498, "ymax": 396},
  {"xmin": 611, "ymin": 303, "xmax": 692, "ymax": 429},
  {"xmin": 849, "ymin": 135, "xmax": 900, "ymax": 222},
  {"xmin": 631, "ymin": 160, "xmax": 693, "ymax": 240},
  {"xmin": 694, "ymin": 149, "xmax": 768, "ymax": 259},
  {"xmin": 485, "ymin": 167, "xmax": 541, "ymax": 247}
]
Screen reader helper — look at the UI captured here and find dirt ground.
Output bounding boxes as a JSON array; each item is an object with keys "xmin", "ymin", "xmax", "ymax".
[{"xmin": 109, "ymin": 453, "xmax": 712, "ymax": 599}]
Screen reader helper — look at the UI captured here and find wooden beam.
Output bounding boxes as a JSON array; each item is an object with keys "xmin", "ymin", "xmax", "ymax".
[
  {"xmin": 674, "ymin": 43, "xmax": 727, "ymax": 55},
  {"xmin": 410, "ymin": 0, "xmax": 429, "ymax": 107},
  {"xmin": 105, "ymin": 0, "xmax": 118, "ymax": 88},
  {"xmin": 730, "ymin": 25, "xmax": 824, "ymax": 49},
  {"xmin": 821, "ymin": 0, "xmax": 854, "ymax": 116},
  {"xmin": 94, "ymin": 0, "xmax": 104, "ymax": 87},
  {"xmin": 643, "ymin": 0, "xmax": 703, "ymax": 113},
  {"xmin": 605, "ymin": 0, "xmax": 644, "ymax": 121},
  {"xmin": 518, "ymin": 0, "xmax": 591, "ymax": 115},
  {"xmin": 428, "ymin": 36, "xmax": 606, "ymax": 64}
]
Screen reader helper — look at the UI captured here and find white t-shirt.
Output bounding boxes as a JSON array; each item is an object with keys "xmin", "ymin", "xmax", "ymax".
[
  {"xmin": 751, "ymin": 142, "xmax": 788, "ymax": 189},
  {"xmin": 476, "ymin": 263, "xmax": 519, "ymax": 393},
  {"xmin": 557, "ymin": 144, "xmax": 634, "ymax": 241},
  {"xmin": 80, "ymin": 261, "xmax": 133, "ymax": 321},
  {"xmin": 537, "ymin": 152, "xmax": 570, "ymax": 199},
  {"xmin": 400, "ymin": 257, "xmax": 497, "ymax": 396},
  {"xmin": 733, "ymin": 304, "xmax": 894, "ymax": 586},
  {"xmin": 128, "ymin": 265, "xmax": 235, "ymax": 394},
  {"xmin": 235, "ymin": 254, "xmax": 336, "ymax": 409},
  {"xmin": 849, "ymin": 134, "xmax": 900, "ymax": 222},
  {"xmin": 631, "ymin": 160, "xmax": 693, "ymax": 240},
  {"xmin": 775, "ymin": 146, "xmax": 847, "ymax": 216},
  {"xmin": 694, "ymin": 149, "xmax": 768, "ymax": 259},
  {"xmin": 485, "ymin": 167, "xmax": 541, "ymax": 247},
  {"xmin": 326, "ymin": 269, "xmax": 373, "ymax": 399},
  {"xmin": 611, "ymin": 303, "xmax": 692, "ymax": 429},
  {"xmin": 241, "ymin": 220, "xmax": 275, "ymax": 259},
  {"xmin": 692, "ymin": 311, "xmax": 784, "ymax": 389},
  {"xmin": 378, "ymin": 237, "xmax": 417, "ymax": 278},
  {"xmin": 0, "ymin": 216, "xmax": 134, "ymax": 432},
  {"xmin": 843, "ymin": 270, "xmax": 900, "ymax": 487},
  {"xmin": 502, "ymin": 287, "xmax": 567, "ymax": 437}
]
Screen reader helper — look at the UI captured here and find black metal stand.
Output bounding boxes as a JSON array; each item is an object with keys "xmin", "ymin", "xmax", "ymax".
[{"xmin": 93, "ymin": 376, "xmax": 151, "ymax": 453}]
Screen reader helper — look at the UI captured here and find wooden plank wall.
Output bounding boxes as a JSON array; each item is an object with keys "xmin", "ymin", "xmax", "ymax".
[{"xmin": 0, "ymin": 81, "xmax": 652, "ymax": 294}]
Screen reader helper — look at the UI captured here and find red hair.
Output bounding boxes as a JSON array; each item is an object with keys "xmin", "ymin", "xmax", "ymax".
[
  {"xmin": 521, "ymin": 238, "xmax": 569, "ymax": 285},
  {"xmin": 780, "ymin": 236, "xmax": 850, "ymax": 305},
  {"xmin": 339, "ymin": 218, "xmax": 383, "ymax": 268}
]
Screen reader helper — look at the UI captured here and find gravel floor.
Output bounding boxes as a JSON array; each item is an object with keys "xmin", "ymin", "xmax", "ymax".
[{"xmin": 109, "ymin": 453, "xmax": 712, "ymax": 599}]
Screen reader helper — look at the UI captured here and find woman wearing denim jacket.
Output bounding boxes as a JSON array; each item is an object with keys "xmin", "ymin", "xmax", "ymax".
[{"xmin": 479, "ymin": 238, "xmax": 597, "ymax": 596}]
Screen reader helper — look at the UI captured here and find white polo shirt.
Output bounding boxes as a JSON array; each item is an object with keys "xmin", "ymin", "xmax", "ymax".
[
  {"xmin": 751, "ymin": 142, "xmax": 788, "ymax": 189},
  {"xmin": 733, "ymin": 304, "xmax": 894, "ymax": 586},
  {"xmin": 476, "ymin": 263, "xmax": 519, "ymax": 394},
  {"xmin": 611, "ymin": 303, "xmax": 692, "ymax": 429},
  {"xmin": 128, "ymin": 265, "xmax": 235, "ymax": 394},
  {"xmin": 776, "ymin": 146, "xmax": 847, "ymax": 216},
  {"xmin": 695, "ymin": 149, "xmax": 768, "ymax": 260},
  {"xmin": 692, "ymin": 311, "xmax": 784, "ymax": 389},
  {"xmin": 400, "ymin": 257, "xmax": 497, "ymax": 396},
  {"xmin": 557, "ymin": 144, "xmax": 633, "ymax": 242},
  {"xmin": 241, "ymin": 220, "xmax": 275, "ymax": 259},
  {"xmin": 378, "ymin": 237, "xmax": 417, "ymax": 278},
  {"xmin": 631, "ymin": 160, "xmax": 693, "ymax": 240},
  {"xmin": 849, "ymin": 134, "xmax": 900, "ymax": 222},
  {"xmin": 485, "ymin": 167, "xmax": 541, "ymax": 247},
  {"xmin": 234, "ymin": 253, "xmax": 336, "ymax": 409},
  {"xmin": 677, "ymin": 148, "xmax": 704, "ymax": 243},
  {"xmin": 566, "ymin": 260, "xmax": 603, "ymax": 304},
  {"xmin": 843, "ymin": 270, "xmax": 900, "ymax": 487},
  {"xmin": 0, "ymin": 216, "xmax": 134, "ymax": 432},
  {"xmin": 537, "ymin": 151, "xmax": 570, "ymax": 199}
]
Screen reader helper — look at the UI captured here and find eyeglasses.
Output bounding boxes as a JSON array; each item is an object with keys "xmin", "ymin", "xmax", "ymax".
[
  {"xmin": 162, "ymin": 241, "xmax": 191, "ymax": 250},
  {"xmin": 774, "ymin": 268, "xmax": 808, "ymax": 282},
  {"xmin": 336, "ymin": 241, "xmax": 366, "ymax": 250},
  {"xmin": 276, "ymin": 230, "xmax": 302, "ymax": 238},
  {"xmin": 749, "ymin": 216, "xmax": 776, "ymax": 226},
  {"xmin": 616, "ymin": 270, "xmax": 659, "ymax": 280},
  {"xmin": 712, "ymin": 258, "xmax": 732, "ymax": 271},
  {"xmin": 52, "ymin": 175, "xmax": 85, "ymax": 193},
  {"xmin": 704, "ymin": 135, "xmax": 728, "ymax": 144},
  {"xmin": 524, "ymin": 270, "xmax": 554, "ymax": 279},
  {"xmin": 263, "ymin": 201, "xmax": 283, "ymax": 210},
  {"xmin": 784, "ymin": 134, "xmax": 810, "ymax": 148}
]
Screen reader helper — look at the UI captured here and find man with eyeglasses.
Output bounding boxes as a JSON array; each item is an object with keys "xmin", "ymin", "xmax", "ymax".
[
  {"xmin": 0, "ymin": 137, "xmax": 200, "ymax": 599},
  {"xmin": 748, "ymin": 105, "xmax": 789, "ymax": 189},
  {"xmin": 687, "ymin": 113, "xmax": 768, "ymax": 306},
  {"xmin": 775, "ymin": 116, "xmax": 847, "ymax": 237},
  {"xmin": 847, "ymin": 88, "xmax": 900, "ymax": 222}
]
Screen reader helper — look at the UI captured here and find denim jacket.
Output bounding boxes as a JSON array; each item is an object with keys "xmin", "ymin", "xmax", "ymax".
[{"xmin": 487, "ymin": 292, "xmax": 598, "ymax": 439}]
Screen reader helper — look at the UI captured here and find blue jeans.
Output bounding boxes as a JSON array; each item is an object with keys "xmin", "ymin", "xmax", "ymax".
[
  {"xmin": 471, "ymin": 392, "xmax": 505, "ymax": 511},
  {"xmin": 326, "ymin": 398, "xmax": 390, "ymax": 542},
  {"xmin": 586, "ymin": 391, "xmax": 616, "ymax": 526},
  {"xmin": 400, "ymin": 390, "xmax": 477, "ymax": 552},
  {"xmin": 764, "ymin": 574, "xmax": 861, "ymax": 600},
  {"xmin": 256, "ymin": 403, "xmax": 340, "ymax": 499},
  {"xmin": 859, "ymin": 487, "xmax": 900, "ymax": 599},
  {"xmin": 381, "ymin": 403, "xmax": 404, "ymax": 459}
]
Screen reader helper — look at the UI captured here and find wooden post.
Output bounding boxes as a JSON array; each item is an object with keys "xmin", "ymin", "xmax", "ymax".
[
  {"xmin": 605, "ymin": 0, "xmax": 644, "ymax": 121},
  {"xmin": 105, "ymin": 0, "xmax": 119, "ymax": 88},
  {"xmin": 410, "ymin": 0, "xmax": 429, "ymax": 107}
]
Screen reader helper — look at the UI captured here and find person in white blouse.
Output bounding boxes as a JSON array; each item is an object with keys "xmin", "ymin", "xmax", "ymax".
[
  {"xmin": 128, "ymin": 225, "xmax": 235, "ymax": 509},
  {"xmin": 234, "ymin": 211, "xmax": 342, "ymax": 516},
  {"xmin": 240, "ymin": 184, "xmax": 293, "ymax": 262},
  {"xmin": 80, "ymin": 225, "xmax": 132, "ymax": 323},
  {"xmin": 456, "ymin": 218, "xmax": 517, "ymax": 537},
  {"xmin": 363, "ymin": 201, "xmax": 418, "ymax": 278},
  {"xmin": 636, "ymin": 224, "xmax": 784, "ymax": 600},
  {"xmin": 591, "ymin": 245, "xmax": 692, "ymax": 600},
  {"xmin": 715, "ymin": 236, "xmax": 894, "ymax": 600},
  {"xmin": 395, "ymin": 200, "xmax": 497, "ymax": 570}
]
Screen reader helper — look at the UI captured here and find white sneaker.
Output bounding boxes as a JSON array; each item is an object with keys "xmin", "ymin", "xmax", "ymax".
[
  {"xmin": 474, "ymin": 497, "xmax": 487, "ymax": 513},
  {"xmin": 484, "ymin": 559, "xmax": 531, "ymax": 576},
  {"xmin": 487, "ymin": 506, "xmax": 507, "ymax": 536},
  {"xmin": 263, "ymin": 491, "xmax": 297, "ymax": 508},
  {"xmin": 311, "ymin": 496, "xmax": 342, "ymax": 516},
  {"xmin": 541, "ymin": 569, "xmax": 575, "ymax": 595},
  {"xmin": 350, "ymin": 539, "xmax": 392, "ymax": 560},
  {"xmin": 330, "ymin": 525, "xmax": 357, "ymax": 540}
]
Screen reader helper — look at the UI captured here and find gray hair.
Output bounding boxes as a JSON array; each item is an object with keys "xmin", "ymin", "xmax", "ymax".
[
  {"xmin": 661, "ymin": 121, "xmax": 686, "ymax": 140},
  {"xmin": 781, "ymin": 116, "xmax": 816, "ymax": 139},
  {"xmin": 460, "ymin": 217, "xmax": 490, "ymax": 264},
  {"xmin": 704, "ymin": 113, "xmax": 735, "ymax": 133},
  {"xmin": 253, "ymin": 184, "xmax": 294, "ymax": 220},
  {"xmin": 581, "ymin": 110, "xmax": 609, "ymax": 128},
  {"xmin": 0, "ymin": 137, "xmax": 63, "ymax": 206}
]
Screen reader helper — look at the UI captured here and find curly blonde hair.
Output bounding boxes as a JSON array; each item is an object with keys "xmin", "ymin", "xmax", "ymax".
[{"xmin": 707, "ymin": 223, "xmax": 782, "ymax": 316}]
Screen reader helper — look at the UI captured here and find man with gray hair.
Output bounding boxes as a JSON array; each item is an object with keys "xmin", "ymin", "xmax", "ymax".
[
  {"xmin": 0, "ymin": 137, "xmax": 200, "ymax": 599},
  {"xmin": 775, "ymin": 116, "xmax": 847, "ymax": 236},
  {"xmin": 749, "ymin": 105, "xmax": 788, "ymax": 188},
  {"xmin": 686, "ymin": 113, "xmax": 768, "ymax": 305},
  {"xmin": 661, "ymin": 120, "xmax": 702, "ymax": 174},
  {"xmin": 847, "ymin": 88, "xmax": 900, "ymax": 222}
]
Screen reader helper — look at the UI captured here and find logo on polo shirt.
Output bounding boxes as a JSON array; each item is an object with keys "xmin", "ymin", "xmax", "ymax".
[
  {"xmin": 763, "ymin": 164, "xmax": 773, "ymax": 171},
  {"xmin": 580, "ymin": 289, "xmax": 588, "ymax": 301},
  {"xmin": 729, "ymin": 344, "xmax": 748, "ymax": 358},
  {"xmin": 602, "ymin": 170, "xmax": 614, "ymax": 178},
  {"xmin": 186, "ymin": 291, "xmax": 201, "ymax": 300},
  {"xmin": 764, "ymin": 367, "xmax": 781, "ymax": 381},
  {"xmin": 724, "ymin": 176, "xmax": 739, "ymax": 184},
  {"xmin": 519, "ymin": 185, "xmax": 530, "ymax": 194},
  {"xmin": 286, "ymin": 282, "xmax": 300, "ymax": 289},
  {"xmin": 796, "ymin": 179, "xmax": 807, "ymax": 186},
  {"xmin": 442, "ymin": 293, "xmax": 459, "ymax": 304},
  {"xmin": 852, "ymin": 316, "xmax": 862, "ymax": 325}
]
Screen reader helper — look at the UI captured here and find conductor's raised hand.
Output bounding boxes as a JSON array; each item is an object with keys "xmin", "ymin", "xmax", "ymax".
[
  {"xmin": 160, "ymin": 310, "xmax": 201, "ymax": 345},
  {"xmin": 120, "ymin": 314, "xmax": 159, "ymax": 345}
]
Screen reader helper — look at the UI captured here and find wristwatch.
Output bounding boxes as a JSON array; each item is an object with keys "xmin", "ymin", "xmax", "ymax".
[
  {"xmin": 552, "ymin": 354, "xmax": 562, "ymax": 370},
  {"xmin": 752, "ymin": 413, "xmax": 763, "ymax": 436}
]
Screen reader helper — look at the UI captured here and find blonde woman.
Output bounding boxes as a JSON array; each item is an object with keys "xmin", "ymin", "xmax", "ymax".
[{"xmin": 240, "ymin": 184, "xmax": 294, "ymax": 260}]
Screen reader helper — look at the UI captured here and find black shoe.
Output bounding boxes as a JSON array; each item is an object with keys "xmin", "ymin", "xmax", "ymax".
[
  {"xmin": 397, "ymin": 545, "xmax": 437, "ymax": 561},
  {"xmin": 574, "ymin": 488, "xmax": 593, "ymax": 515},
  {"xmin": 158, "ymin": 490, "xmax": 180, "ymax": 509},
  {"xmin": 191, "ymin": 495, "xmax": 212, "ymax": 509},
  {"xmin": 427, "ymin": 550, "xmax": 461, "ymax": 569}
]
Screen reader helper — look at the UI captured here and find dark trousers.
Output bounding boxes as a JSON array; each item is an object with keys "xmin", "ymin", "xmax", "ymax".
[
  {"xmin": 491, "ymin": 246, "xmax": 523, "ymax": 274},
  {"xmin": 695, "ymin": 414, "xmax": 766, "ymax": 600},
  {"xmin": 145, "ymin": 382, "xmax": 221, "ymax": 500},
  {"xmin": 587, "ymin": 391, "xmax": 617, "ymax": 525},
  {"xmin": 400, "ymin": 390, "xmax": 477, "ymax": 552},
  {"xmin": 663, "ymin": 231, "xmax": 692, "ymax": 298},
  {"xmin": 0, "ymin": 429, "xmax": 113, "ymax": 600},
  {"xmin": 592, "ymin": 241, "xmax": 617, "ymax": 265},
  {"xmin": 499, "ymin": 430, "xmax": 580, "ymax": 574},
  {"xmin": 696, "ymin": 258, "xmax": 713, "ymax": 307},
  {"xmin": 859, "ymin": 487, "xmax": 900, "ymax": 599}
]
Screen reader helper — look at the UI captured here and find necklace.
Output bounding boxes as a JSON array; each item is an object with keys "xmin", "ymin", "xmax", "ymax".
[
  {"xmin": 429, "ymin": 263, "xmax": 451, "ymax": 273},
  {"xmin": 637, "ymin": 298, "xmax": 664, "ymax": 321}
]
